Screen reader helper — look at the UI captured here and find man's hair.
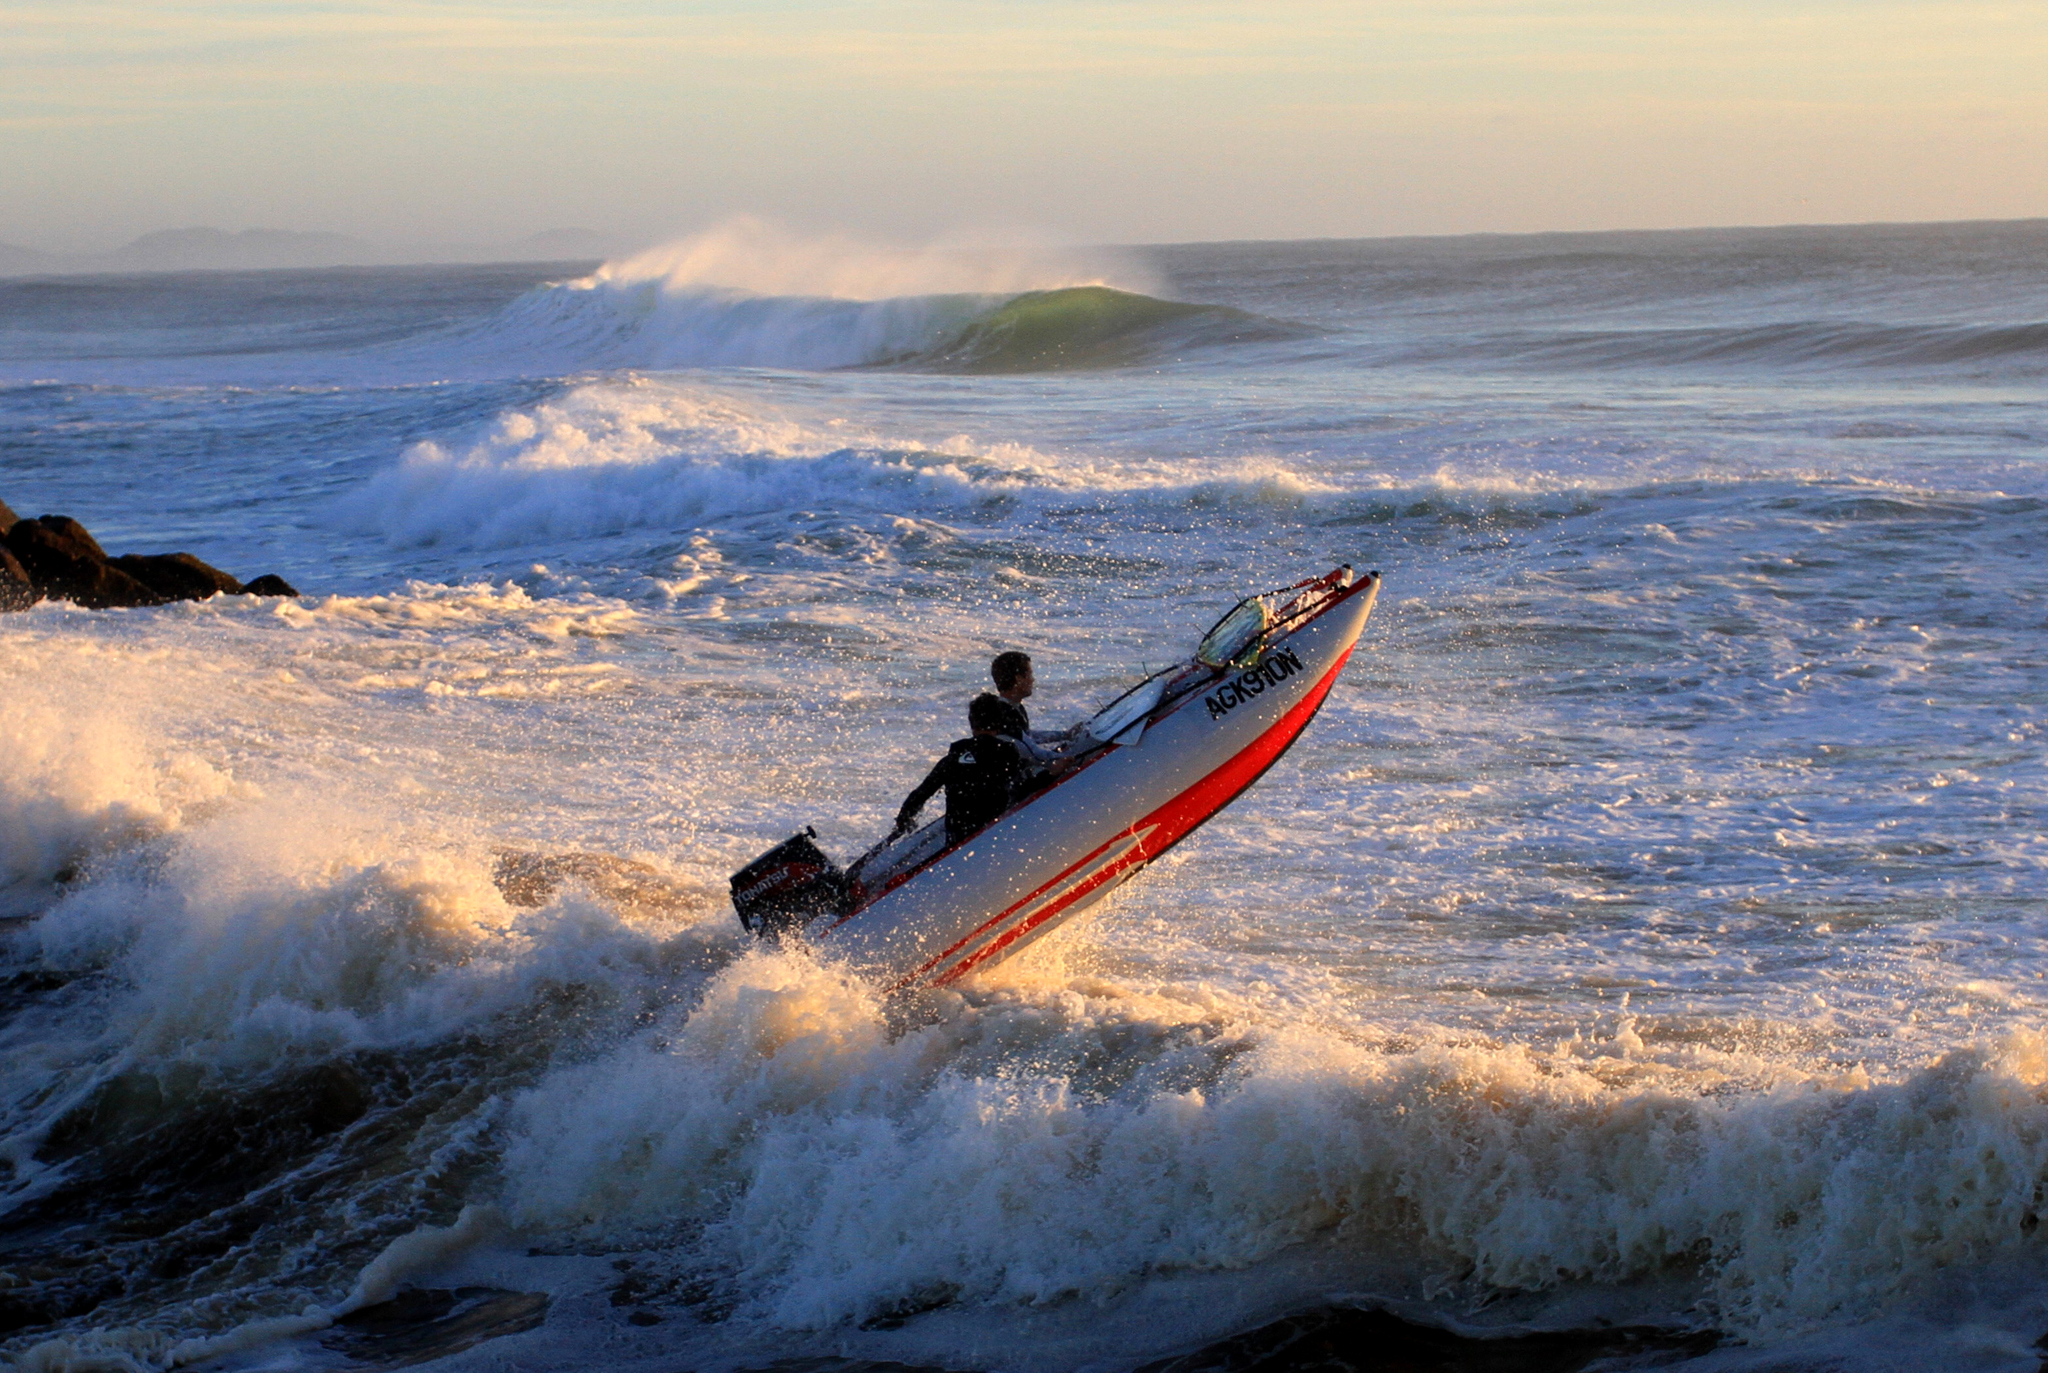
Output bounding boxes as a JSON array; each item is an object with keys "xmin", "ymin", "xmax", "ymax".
[
  {"xmin": 968, "ymin": 692, "xmax": 1010, "ymax": 733},
  {"xmin": 991, "ymin": 651, "xmax": 1032, "ymax": 692}
]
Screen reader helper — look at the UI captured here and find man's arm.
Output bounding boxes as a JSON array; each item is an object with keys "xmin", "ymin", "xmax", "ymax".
[
  {"xmin": 893, "ymin": 756, "xmax": 949, "ymax": 835},
  {"xmin": 1012, "ymin": 732, "xmax": 1062, "ymax": 766}
]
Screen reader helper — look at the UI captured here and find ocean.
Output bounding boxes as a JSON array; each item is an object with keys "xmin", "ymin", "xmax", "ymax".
[{"xmin": 2, "ymin": 218, "xmax": 2046, "ymax": 1372}]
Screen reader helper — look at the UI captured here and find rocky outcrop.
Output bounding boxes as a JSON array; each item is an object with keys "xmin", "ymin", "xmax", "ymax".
[
  {"xmin": 0, "ymin": 506, "xmax": 302, "ymax": 612},
  {"xmin": 6, "ymin": 519, "xmax": 157, "ymax": 609},
  {"xmin": 241, "ymin": 573, "xmax": 301, "ymax": 597},
  {"xmin": 111, "ymin": 553, "xmax": 244, "ymax": 600}
]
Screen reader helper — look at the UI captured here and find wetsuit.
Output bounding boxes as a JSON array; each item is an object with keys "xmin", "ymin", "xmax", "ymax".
[
  {"xmin": 896, "ymin": 733, "xmax": 1030, "ymax": 844},
  {"xmin": 973, "ymin": 692, "xmax": 1063, "ymax": 765},
  {"xmin": 979, "ymin": 692, "xmax": 1031, "ymax": 738}
]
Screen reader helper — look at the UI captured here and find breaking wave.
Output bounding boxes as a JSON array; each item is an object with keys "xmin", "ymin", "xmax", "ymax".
[
  {"xmin": 477, "ymin": 281, "xmax": 1293, "ymax": 375},
  {"xmin": 898, "ymin": 285, "xmax": 1300, "ymax": 373},
  {"xmin": 445, "ymin": 223, "xmax": 1299, "ymax": 375},
  {"xmin": 341, "ymin": 379, "xmax": 1638, "ymax": 553}
]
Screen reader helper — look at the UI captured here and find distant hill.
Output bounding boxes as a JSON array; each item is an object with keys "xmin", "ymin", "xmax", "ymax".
[
  {"xmin": 0, "ymin": 227, "xmax": 620, "ymax": 277},
  {"xmin": 106, "ymin": 227, "xmax": 375, "ymax": 271}
]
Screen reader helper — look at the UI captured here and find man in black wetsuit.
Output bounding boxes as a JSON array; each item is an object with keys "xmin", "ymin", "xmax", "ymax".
[
  {"xmin": 891, "ymin": 693, "xmax": 1032, "ymax": 845},
  {"xmin": 974, "ymin": 650, "xmax": 1073, "ymax": 766}
]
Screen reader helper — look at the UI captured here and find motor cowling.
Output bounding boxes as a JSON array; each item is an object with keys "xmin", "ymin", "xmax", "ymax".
[{"xmin": 730, "ymin": 828, "xmax": 846, "ymax": 937}]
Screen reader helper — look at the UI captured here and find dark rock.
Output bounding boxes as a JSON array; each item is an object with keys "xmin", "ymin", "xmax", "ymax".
[
  {"xmin": 0, "ymin": 497, "xmax": 17, "ymax": 534},
  {"xmin": 4, "ymin": 520, "xmax": 161, "ymax": 609},
  {"xmin": 5, "ymin": 516, "xmax": 162, "ymax": 609},
  {"xmin": 0, "ymin": 510, "xmax": 303, "ymax": 609},
  {"xmin": 26, "ymin": 514, "xmax": 107, "ymax": 563},
  {"xmin": 0, "ymin": 547, "xmax": 34, "ymax": 611},
  {"xmin": 43, "ymin": 565, "xmax": 162, "ymax": 614},
  {"xmin": 111, "ymin": 552, "xmax": 244, "ymax": 600}
]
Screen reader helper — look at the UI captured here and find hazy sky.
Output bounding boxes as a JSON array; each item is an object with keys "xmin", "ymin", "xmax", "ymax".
[{"xmin": 5, "ymin": 0, "xmax": 2046, "ymax": 252}]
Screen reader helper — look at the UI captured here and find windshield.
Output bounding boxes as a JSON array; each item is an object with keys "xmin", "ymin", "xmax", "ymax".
[
  {"xmin": 1196, "ymin": 597, "xmax": 1272, "ymax": 669},
  {"xmin": 1195, "ymin": 568, "xmax": 1356, "ymax": 671}
]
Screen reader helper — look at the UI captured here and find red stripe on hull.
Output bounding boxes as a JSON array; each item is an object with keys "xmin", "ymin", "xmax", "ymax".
[{"xmin": 902, "ymin": 644, "xmax": 1357, "ymax": 990}]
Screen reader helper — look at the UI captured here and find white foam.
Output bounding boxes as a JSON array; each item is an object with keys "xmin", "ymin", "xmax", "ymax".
[
  {"xmin": 334, "ymin": 1204, "xmax": 508, "ymax": 1315},
  {"xmin": 493, "ymin": 949, "xmax": 2048, "ymax": 1340},
  {"xmin": 0, "ymin": 631, "xmax": 236, "ymax": 901},
  {"xmin": 336, "ymin": 378, "xmax": 1380, "ymax": 553},
  {"xmin": 339, "ymin": 383, "xmax": 1028, "ymax": 550}
]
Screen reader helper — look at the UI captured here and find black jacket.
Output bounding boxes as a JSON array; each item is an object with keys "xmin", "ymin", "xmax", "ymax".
[
  {"xmin": 897, "ymin": 733, "xmax": 1030, "ymax": 842},
  {"xmin": 974, "ymin": 692, "xmax": 1031, "ymax": 738}
]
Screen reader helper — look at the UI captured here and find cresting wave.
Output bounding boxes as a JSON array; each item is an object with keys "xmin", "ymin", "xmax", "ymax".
[
  {"xmin": 437, "ymin": 222, "xmax": 1296, "ymax": 375},
  {"xmin": 339, "ymin": 379, "xmax": 1351, "ymax": 551},
  {"xmin": 476, "ymin": 280, "xmax": 1292, "ymax": 375},
  {"xmin": 342, "ymin": 374, "xmax": 2034, "ymax": 558}
]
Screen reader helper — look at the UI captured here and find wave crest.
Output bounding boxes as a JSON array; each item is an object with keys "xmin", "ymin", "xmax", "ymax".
[
  {"xmin": 594, "ymin": 218, "xmax": 1146, "ymax": 301},
  {"xmin": 446, "ymin": 221, "xmax": 1292, "ymax": 375}
]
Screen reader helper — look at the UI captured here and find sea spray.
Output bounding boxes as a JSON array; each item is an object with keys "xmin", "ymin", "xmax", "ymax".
[
  {"xmin": 589, "ymin": 219, "xmax": 1153, "ymax": 303},
  {"xmin": 492, "ymin": 961, "xmax": 2048, "ymax": 1337}
]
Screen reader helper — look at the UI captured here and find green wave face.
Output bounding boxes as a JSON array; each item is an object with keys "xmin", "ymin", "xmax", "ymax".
[{"xmin": 906, "ymin": 286, "xmax": 1303, "ymax": 373}]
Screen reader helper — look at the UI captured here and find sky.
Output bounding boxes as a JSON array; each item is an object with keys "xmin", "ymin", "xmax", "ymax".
[{"xmin": 3, "ymin": 0, "xmax": 2046, "ymax": 253}]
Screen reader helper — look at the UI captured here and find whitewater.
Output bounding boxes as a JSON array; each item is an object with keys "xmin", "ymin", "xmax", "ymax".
[{"xmin": 2, "ymin": 217, "xmax": 2046, "ymax": 1373}]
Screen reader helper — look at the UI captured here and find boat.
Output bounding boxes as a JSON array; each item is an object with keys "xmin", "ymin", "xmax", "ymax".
[{"xmin": 728, "ymin": 566, "xmax": 1380, "ymax": 993}]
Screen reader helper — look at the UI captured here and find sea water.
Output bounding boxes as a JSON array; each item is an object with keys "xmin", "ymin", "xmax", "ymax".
[{"xmin": 2, "ymin": 219, "xmax": 2046, "ymax": 1372}]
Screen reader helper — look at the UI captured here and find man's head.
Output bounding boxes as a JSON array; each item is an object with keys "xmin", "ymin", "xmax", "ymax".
[
  {"xmin": 968, "ymin": 692, "xmax": 1009, "ymax": 736},
  {"xmin": 991, "ymin": 651, "xmax": 1034, "ymax": 702}
]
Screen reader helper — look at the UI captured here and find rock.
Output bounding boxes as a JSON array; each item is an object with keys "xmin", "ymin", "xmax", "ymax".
[
  {"xmin": 242, "ymin": 573, "xmax": 300, "ymax": 597},
  {"xmin": 0, "ymin": 508, "xmax": 303, "ymax": 610},
  {"xmin": 27, "ymin": 514, "xmax": 107, "ymax": 563},
  {"xmin": 3, "ymin": 518, "xmax": 160, "ymax": 609},
  {"xmin": 111, "ymin": 552, "xmax": 244, "ymax": 600},
  {"xmin": 0, "ymin": 547, "xmax": 35, "ymax": 611},
  {"xmin": 5, "ymin": 516, "xmax": 101, "ymax": 580},
  {"xmin": 46, "ymin": 560, "xmax": 161, "ymax": 610}
]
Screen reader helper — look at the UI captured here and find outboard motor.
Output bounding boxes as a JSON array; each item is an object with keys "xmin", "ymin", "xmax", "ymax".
[{"xmin": 730, "ymin": 827, "xmax": 846, "ymax": 937}]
